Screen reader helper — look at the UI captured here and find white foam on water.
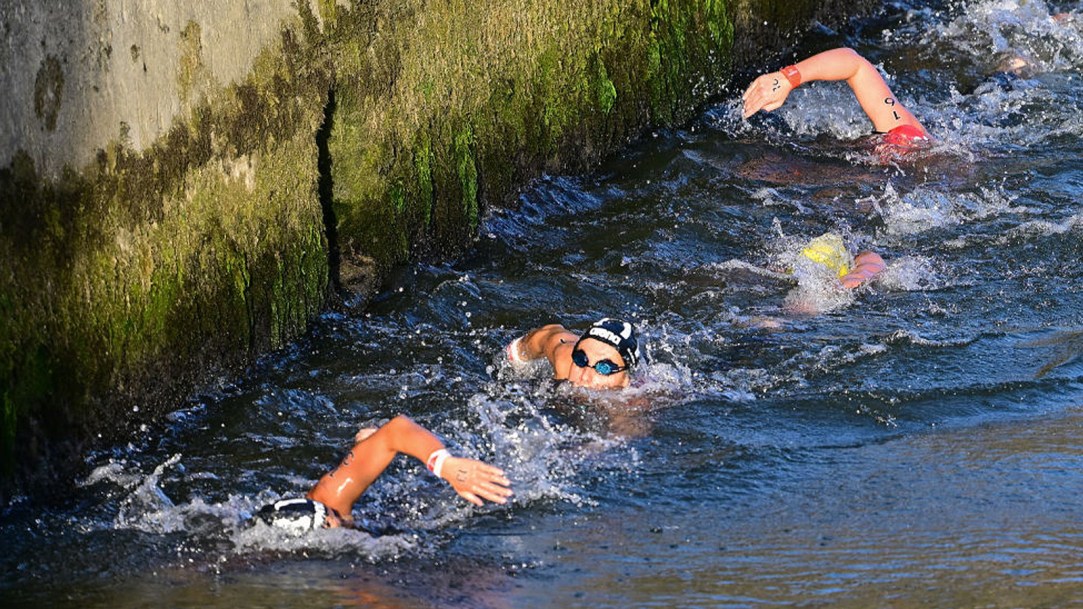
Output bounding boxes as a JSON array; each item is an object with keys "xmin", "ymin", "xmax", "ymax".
[
  {"xmin": 877, "ymin": 255, "xmax": 944, "ymax": 291},
  {"xmin": 783, "ymin": 272, "xmax": 857, "ymax": 315},
  {"xmin": 702, "ymin": 258, "xmax": 796, "ymax": 283},
  {"xmin": 867, "ymin": 180, "xmax": 1031, "ymax": 238},
  {"xmin": 78, "ymin": 450, "xmax": 436, "ymax": 562},
  {"xmin": 1006, "ymin": 212, "xmax": 1083, "ymax": 238},
  {"xmin": 884, "ymin": 328, "xmax": 980, "ymax": 349},
  {"xmin": 879, "ymin": 184, "xmax": 960, "ymax": 236},
  {"xmin": 79, "ymin": 459, "xmax": 145, "ymax": 489},
  {"xmin": 463, "ymin": 389, "xmax": 592, "ymax": 506},
  {"xmin": 712, "ymin": 367, "xmax": 792, "ymax": 401},
  {"xmin": 906, "ymin": 0, "xmax": 1083, "ymax": 151},
  {"xmin": 931, "ymin": 0, "xmax": 1083, "ymax": 74},
  {"xmin": 112, "ymin": 453, "xmax": 182, "ymax": 532},
  {"xmin": 232, "ymin": 517, "xmax": 417, "ymax": 561}
]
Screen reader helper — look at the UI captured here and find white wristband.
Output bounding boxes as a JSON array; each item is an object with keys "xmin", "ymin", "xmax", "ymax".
[
  {"xmin": 426, "ymin": 448, "xmax": 451, "ymax": 479},
  {"xmin": 507, "ymin": 337, "xmax": 527, "ymax": 364}
]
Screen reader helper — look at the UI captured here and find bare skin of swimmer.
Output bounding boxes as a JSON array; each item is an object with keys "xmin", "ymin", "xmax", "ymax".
[
  {"xmin": 840, "ymin": 251, "xmax": 886, "ymax": 289},
  {"xmin": 742, "ymin": 47, "xmax": 927, "ymax": 135},
  {"xmin": 306, "ymin": 415, "xmax": 512, "ymax": 527},
  {"xmin": 512, "ymin": 325, "xmax": 631, "ymax": 390}
]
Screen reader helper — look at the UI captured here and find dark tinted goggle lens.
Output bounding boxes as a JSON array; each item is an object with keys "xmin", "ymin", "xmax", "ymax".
[{"xmin": 572, "ymin": 349, "xmax": 623, "ymax": 376}]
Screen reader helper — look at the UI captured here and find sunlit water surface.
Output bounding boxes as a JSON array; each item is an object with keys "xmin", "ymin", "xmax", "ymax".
[{"xmin": 4, "ymin": 1, "xmax": 1083, "ymax": 607}]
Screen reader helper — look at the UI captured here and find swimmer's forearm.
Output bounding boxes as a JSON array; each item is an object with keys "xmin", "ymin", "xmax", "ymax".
[{"xmin": 743, "ymin": 48, "xmax": 877, "ymax": 119}]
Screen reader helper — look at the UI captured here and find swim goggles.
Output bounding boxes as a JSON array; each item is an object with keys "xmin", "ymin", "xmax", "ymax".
[{"xmin": 571, "ymin": 349, "xmax": 627, "ymax": 376}]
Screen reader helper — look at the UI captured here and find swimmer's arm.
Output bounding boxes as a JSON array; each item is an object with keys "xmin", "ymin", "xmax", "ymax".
[
  {"xmin": 307, "ymin": 415, "xmax": 511, "ymax": 513},
  {"xmin": 375, "ymin": 416, "xmax": 512, "ymax": 507},
  {"xmin": 743, "ymin": 48, "xmax": 925, "ymax": 134},
  {"xmin": 839, "ymin": 251, "xmax": 886, "ymax": 289},
  {"xmin": 513, "ymin": 324, "xmax": 578, "ymax": 363}
]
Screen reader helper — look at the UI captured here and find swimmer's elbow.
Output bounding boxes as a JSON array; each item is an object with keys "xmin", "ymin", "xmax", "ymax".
[{"xmin": 383, "ymin": 415, "xmax": 420, "ymax": 439}]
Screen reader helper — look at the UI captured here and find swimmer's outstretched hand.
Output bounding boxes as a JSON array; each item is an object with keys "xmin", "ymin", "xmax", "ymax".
[
  {"xmin": 441, "ymin": 457, "xmax": 513, "ymax": 506},
  {"xmin": 742, "ymin": 71, "xmax": 795, "ymax": 118},
  {"xmin": 839, "ymin": 251, "xmax": 886, "ymax": 289}
]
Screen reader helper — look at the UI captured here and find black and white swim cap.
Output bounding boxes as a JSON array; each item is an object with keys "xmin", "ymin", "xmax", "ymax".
[
  {"xmin": 256, "ymin": 498, "xmax": 329, "ymax": 534},
  {"xmin": 581, "ymin": 318, "xmax": 643, "ymax": 368}
]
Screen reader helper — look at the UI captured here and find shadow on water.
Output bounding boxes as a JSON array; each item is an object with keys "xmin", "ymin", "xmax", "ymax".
[{"xmin": 4, "ymin": 0, "xmax": 1083, "ymax": 607}]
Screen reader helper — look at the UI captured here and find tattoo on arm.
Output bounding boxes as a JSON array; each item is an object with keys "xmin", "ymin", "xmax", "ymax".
[{"xmin": 772, "ymin": 78, "xmax": 781, "ymax": 92}]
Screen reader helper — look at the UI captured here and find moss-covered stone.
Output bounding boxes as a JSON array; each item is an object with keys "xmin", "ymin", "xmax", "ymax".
[{"xmin": 0, "ymin": 13, "xmax": 332, "ymax": 494}]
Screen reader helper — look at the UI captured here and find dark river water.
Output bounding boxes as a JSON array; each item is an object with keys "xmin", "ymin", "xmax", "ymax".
[{"xmin": 4, "ymin": 1, "xmax": 1083, "ymax": 607}]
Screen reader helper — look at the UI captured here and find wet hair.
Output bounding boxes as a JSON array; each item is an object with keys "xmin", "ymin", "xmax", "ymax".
[{"xmin": 577, "ymin": 318, "xmax": 644, "ymax": 369}]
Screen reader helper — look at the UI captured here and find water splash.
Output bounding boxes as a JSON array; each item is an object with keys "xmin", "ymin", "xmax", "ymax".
[{"xmin": 932, "ymin": 0, "xmax": 1083, "ymax": 75}]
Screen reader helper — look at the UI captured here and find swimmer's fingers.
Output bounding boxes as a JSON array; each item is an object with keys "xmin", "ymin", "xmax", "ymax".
[
  {"xmin": 839, "ymin": 274, "xmax": 865, "ymax": 289},
  {"xmin": 475, "ymin": 462, "xmax": 510, "ymax": 483},
  {"xmin": 853, "ymin": 251, "xmax": 885, "ymax": 269},
  {"xmin": 459, "ymin": 492, "xmax": 484, "ymax": 507},
  {"xmin": 475, "ymin": 484, "xmax": 514, "ymax": 505},
  {"xmin": 354, "ymin": 427, "xmax": 378, "ymax": 443},
  {"xmin": 742, "ymin": 73, "xmax": 793, "ymax": 118},
  {"xmin": 468, "ymin": 463, "xmax": 513, "ymax": 503},
  {"xmin": 741, "ymin": 73, "xmax": 776, "ymax": 100},
  {"xmin": 839, "ymin": 254, "xmax": 887, "ymax": 289},
  {"xmin": 444, "ymin": 457, "xmax": 513, "ymax": 506}
]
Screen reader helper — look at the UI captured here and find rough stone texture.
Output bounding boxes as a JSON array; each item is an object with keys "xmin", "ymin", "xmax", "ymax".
[
  {"xmin": 0, "ymin": 0, "xmax": 878, "ymax": 498},
  {"xmin": 0, "ymin": 0, "xmax": 306, "ymax": 176},
  {"xmin": 0, "ymin": 0, "xmax": 333, "ymax": 498}
]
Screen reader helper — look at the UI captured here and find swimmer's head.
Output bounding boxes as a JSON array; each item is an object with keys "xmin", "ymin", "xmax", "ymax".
[
  {"xmin": 800, "ymin": 233, "xmax": 852, "ymax": 277},
  {"xmin": 569, "ymin": 318, "xmax": 643, "ymax": 389},
  {"xmin": 255, "ymin": 498, "xmax": 331, "ymax": 534}
]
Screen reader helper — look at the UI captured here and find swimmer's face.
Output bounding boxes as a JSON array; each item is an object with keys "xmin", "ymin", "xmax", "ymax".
[{"xmin": 567, "ymin": 338, "xmax": 630, "ymax": 390}]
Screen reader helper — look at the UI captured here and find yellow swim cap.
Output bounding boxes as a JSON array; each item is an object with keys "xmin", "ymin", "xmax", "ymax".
[{"xmin": 801, "ymin": 233, "xmax": 851, "ymax": 277}]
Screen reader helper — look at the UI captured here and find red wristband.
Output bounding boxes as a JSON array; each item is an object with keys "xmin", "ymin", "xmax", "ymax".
[{"xmin": 781, "ymin": 65, "xmax": 801, "ymax": 89}]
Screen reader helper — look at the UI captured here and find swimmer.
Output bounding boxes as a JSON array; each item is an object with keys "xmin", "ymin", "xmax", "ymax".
[
  {"xmin": 255, "ymin": 415, "xmax": 512, "ymax": 534},
  {"xmin": 505, "ymin": 318, "xmax": 644, "ymax": 390},
  {"xmin": 799, "ymin": 232, "xmax": 886, "ymax": 289},
  {"xmin": 742, "ymin": 47, "xmax": 929, "ymax": 147}
]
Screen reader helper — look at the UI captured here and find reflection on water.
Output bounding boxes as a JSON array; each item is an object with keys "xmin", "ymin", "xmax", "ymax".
[{"xmin": 3, "ymin": 0, "xmax": 1083, "ymax": 607}]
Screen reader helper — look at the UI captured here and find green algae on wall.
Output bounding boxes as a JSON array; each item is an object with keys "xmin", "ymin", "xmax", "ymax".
[
  {"xmin": 322, "ymin": 0, "xmax": 737, "ymax": 281},
  {"xmin": 0, "ymin": 16, "xmax": 332, "ymax": 491}
]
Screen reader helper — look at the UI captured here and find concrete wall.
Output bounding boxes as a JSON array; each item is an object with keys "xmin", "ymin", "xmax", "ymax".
[
  {"xmin": 0, "ymin": 0, "xmax": 877, "ymax": 498},
  {"xmin": 0, "ymin": 0, "xmax": 312, "ymax": 176}
]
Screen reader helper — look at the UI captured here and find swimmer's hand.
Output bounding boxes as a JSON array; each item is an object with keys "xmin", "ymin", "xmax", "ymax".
[
  {"xmin": 440, "ymin": 457, "xmax": 513, "ymax": 506},
  {"xmin": 839, "ymin": 251, "xmax": 886, "ymax": 289},
  {"xmin": 742, "ymin": 71, "xmax": 795, "ymax": 118}
]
